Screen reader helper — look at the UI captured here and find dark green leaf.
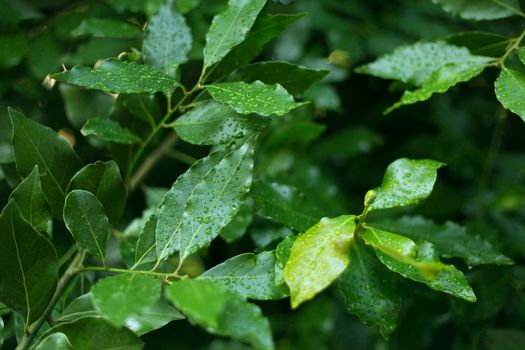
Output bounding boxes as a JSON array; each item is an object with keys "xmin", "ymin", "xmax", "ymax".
[
  {"xmin": 71, "ymin": 18, "xmax": 141, "ymax": 38},
  {"xmin": 124, "ymin": 298, "xmax": 184, "ymax": 336},
  {"xmin": 35, "ymin": 333, "xmax": 73, "ymax": 350},
  {"xmin": 59, "ymin": 85, "xmax": 115, "ymax": 129},
  {"xmin": 446, "ymin": 31, "xmax": 511, "ymax": 57},
  {"xmin": 0, "ymin": 201, "xmax": 58, "ymax": 325},
  {"xmin": 165, "ymin": 279, "xmax": 274, "ymax": 350},
  {"xmin": 27, "ymin": 32, "xmax": 61, "ymax": 79},
  {"xmin": 52, "ymin": 59, "xmax": 179, "ymax": 94},
  {"xmin": 0, "ymin": 35, "xmax": 28, "ymax": 69},
  {"xmin": 63, "ymin": 190, "xmax": 110, "ymax": 263},
  {"xmin": 134, "ymin": 212, "xmax": 158, "ymax": 267},
  {"xmin": 221, "ymin": 197, "xmax": 253, "ymax": 242},
  {"xmin": 56, "ymin": 294, "xmax": 99, "ymax": 323},
  {"xmin": 432, "ymin": 0, "xmax": 521, "ymax": 20},
  {"xmin": 274, "ymin": 235, "xmax": 296, "ymax": 287},
  {"xmin": 81, "ymin": 117, "xmax": 142, "ymax": 144},
  {"xmin": 314, "ymin": 126, "xmax": 383, "ymax": 159},
  {"xmin": 495, "ymin": 68, "xmax": 525, "ymax": 122}
]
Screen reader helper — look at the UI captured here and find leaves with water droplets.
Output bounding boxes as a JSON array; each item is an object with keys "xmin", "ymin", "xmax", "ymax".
[
  {"xmin": 143, "ymin": 1, "xmax": 192, "ymax": 76},
  {"xmin": 165, "ymin": 279, "xmax": 274, "ymax": 350},
  {"xmin": 81, "ymin": 118, "xmax": 141, "ymax": 144},
  {"xmin": 9, "ymin": 108, "xmax": 82, "ymax": 217},
  {"xmin": 362, "ymin": 226, "xmax": 476, "ymax": 302},
  {"xmin": 172, "ymin": 101, "xmax": 270, "ymax": 145},
  {"xmin": 0, "ymin": 201, "xmax": 58, "ymax": 325},
  {"xmin": 366, "ymin": 158, "xmax": 444, "ymax": 211},
  {"xmin": 495, "ymin": 68, "xmax": 525, "ymax": 122},
  {"xmin": 200, "ymin": 251, "xmax": 288, "ymax": 300},
  {"xmin": 432, "ymin": 0, "xmax": 521, "ymax": 20},
  {"xmin": 64, "ymin": 190, "xmax": 109, "ymax": 263},
  {"xmin": 203, "ymin": 0, "xmax": 267, "ymax": 68},
  {"xmin": 52, "ymin": 59, "xmax": 179, "ymax": 94},
  {"xmin": 155, "ymin": 137, "xmax": 256, "ymax": 262},
  {"xmin": 91, "ymin": 274, "xmax": 161, "ymax": 326},
  {"xmin": 284, "ymin": 215, "xmax": 356, "ymax": 308},
  {"xmin": 206, "ymin": 81, "xmax": 305, "ymax": 116},
  {"xmin": 338, "ymin": 240, "xmax": 401, "ymax": 338}
]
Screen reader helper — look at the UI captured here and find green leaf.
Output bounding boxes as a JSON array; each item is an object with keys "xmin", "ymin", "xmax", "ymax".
[
  {"xmin": 91, "ymin": 274, "xmax": 161, "ymax": 326},
  {"xmin": 221, "ymin": 197, "xmax": 254, "ymax": 242},
  {"xmin": 338, "ymin": 241, "xmax": 400, "ymax": 338},
  {"xmin": 9, "ymin": 108, "xmax": 82, "ymax": 217},
  {"xmin": 446, "ymin": 31, "xmax": 511, "ymax": 57},
  {"xmin": 199, "ymin": 251, "xmax": 288, "ymax": 300},
  {"xmin": 40, "ymin": 317, "xmax": 143, "ymax": 350},
  {"xmin": 362, "ymin": 226, "xmax": 476, "ymax": 302},
  {"xmin": 9, "ymin": 166, "xmax": 50, "ymax": 232},
  {"xmin": 0, "ymin": 201, "xmax": 58, "ymax": 325},
  {"xmin": 56, "ymin": 294, "xmax": 99, "ymax": 323},
  {"xmin": 27, "ymin": 32, "xmax": 61, "ymax": 79},
  {"xmin": 208, "ymin": 13, "xmax": 306, "ymax": 81},
  {"xmin": 432, "ymin": 0, "xmax": 521, "ymax": 20},
  {"xmin": 81, "ymin": 117, "xmax": 142, "ymax": 144},
  {"xmin": 52, "ymin": 59, "xmax": 179, "ymax": 94},
  {"xmin": 0, "ymin": 35, "xmax": 28, "ymax": 69},
  {"xmin": 369, "ymin": 216, "xmax": 512, "ymax": 266},
  {"xmin": 134, "ymin": 212, "xmax": 159, "ymax": 266},
  {"xmin": 230, "ymin": 61, "xmax": 328, "ymax": 95},
  {"xmin": 366, "ymin": 158, "xmax": 445, "ymax": 211},
  {"xmin": 172, "ymin": 101, "xmax": 270, "ymax": 146},
  {"xmin": 251, "ymin": 180, "xmax": 324, "ymax": 232},
  {"xmin": 71, "ymin": 18, "xmax": 141, "ymax": 38},
  {"xmin": 274, "ymin": 235, "xmax": 296, "ymax": 287},
  {"xmin": 385, "ymin": 58, "xmax": 490, "ymax": 114},
  {"xmin": 35, "ymin": 333, "xmax": 74, "ymax": 350},
  {"xmin": 155, "ymin": 138, "xmax": 256, "ymax": 262},
  {"xmin": 63, "ymin": 190, "xmax": 110, "ymax": 263},
  {"xmin": 495, "ymin": 68, "xmax": 525, "ymax": 122},
  {"xmin": 207, "ymin": 81, "xmax": 305, "ymax": 117},
  {"xmin": 143, "ymin": 1, "xmax": 192, "ymax": 76},
  {"xmin": 124, "ymin": 298, "xmax": 185, "ymax": 336},
  {"xmin": 59, "ymin": 85, "xmax": 115, "ymax": 129},
  {"xmin": 68, "ymin": 160, "xmax": 127, "ymax": 226},
  {"xmin": 203, "ymin": 0, "xmax": 267, "ymax": 68},
  {"xmin": 284, "ymin": 215, "xmax": 356, "ymax": 308},
  {"xmin": 356, "ymin": 42, "xmax": 477, "ymax": 86},
  {"xmin": 165, "ymin": 279, "xmax": 274, "ymax": 350}
]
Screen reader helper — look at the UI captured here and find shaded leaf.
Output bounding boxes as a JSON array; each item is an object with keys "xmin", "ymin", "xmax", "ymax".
[
  {"xmin": 274, "ymin": 234, "xmax": 296, "ymax": 287},
  {"xmin": 446, "ymin": 31, "xmax": 511, "ymax": 57},
  {"xmin": 81, "ymin": 117, "xmax": 142, "ymax": 144},
  {"xmin": 124, "ymin": 298, "xmax": 184, "ymax": 336},
  {"xmin": 134, "ymin": 212, "xmax": 159, "ymax": 266},
  {"xmin": 56, "ymin": 294, "xmax": 99, "ymax": 323},
  {"xmin": 71, "ymin": 18, "xmax": 141, "ymax": 38},
  {"xmin": 284, "ymin": 215, "xmax": 356, "ymax": 308},
  {"xmin": 432, "ymin": 0, "xmax": 521, "ymax": 20},
  {"xmin": 59, "ymin": 85, "xmax": 115, "ymax": 129},
  {"xmin": 221, "ymin": 197, "xmax": 254, "ymax": 242},
  {"xmin": 495, "ymin": 68, "xmax": 525, "ymax": 122},
  {"xmin": 35, "ymin": 333, "xmax": 73, "ymax": 350},
  {"xmin": 0, "ymin": 35, "xmax": 28, "ymax": 69}
]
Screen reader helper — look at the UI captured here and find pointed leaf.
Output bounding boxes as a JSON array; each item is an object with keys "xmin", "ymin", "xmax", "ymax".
[
  {"xmin": 165, "ymin": 279, "xmax": 274, "ymax": 350},
  {"xmin": 35, "ymin": 333, "xmax": 73, "ymax": 350},
  {"xmin": 9, "ymin": 108, "xmax": 82, "ymax": 217},
  {"xmin": 81, "ymin": 117, "xmax": 141, "ymax": 144},
  {"xmin": 200, "ymin": 251, "xmax": 288, "ymax": 300},
  {"xmin": 156, "ymin": 138, "xmax": 256, "ymax": 262},
  {"xmin": 63, "ymin": 190, "xmax": 109, "ymax": 262},
  {"xmin": 203, "ymin": 0, "xmax": 267, "ymax": 68},
  {"xmin": 284, "ymin": 215, "xmax": 356, "ymax": 308},
  {"xmin": 338, "ymin": 241, "xmax": 401, "ymax": 338},
  {"xmin": 71, "ymin": 18, "xmax": 141, "ymax": 38},
  {"xmin": 366, "ymin": 158, "xmax": 445, "ymax": 211},
  {"xmin": 206, "ymin": 81, "xmax": 305, "ymax": 116},
  {"xmin": 495, "ymin": 68, "xmax": 525, "ymax": 122},
  {"xmin": 91, "ymin": 274, "xmax": 161, "ymax": 326},
  {"xmin": 68, "ymin": 160, "xmax": 127, "ymax": 225},
  {"xmin": 9, "ymin": 165, "xmax": 50, "ymax": 232},
  {"xmin": 274, "ymin": 235, "xmax": 296, "ymax": 287},
  {"xmin": 0, "ymin": 201, "xmax": 58, "ymax": 325},
  {"xmin": 134, "ymin": 212, "xmax": 159, "ymax": 266},
  {"xmin": 52, "ymin": 59, "xmax": 179, "ymax": 94},
  {"xmin": 124, "ymin": 298, "xmax": 184, "ymax": 336},
  {"xmin": 432, "ymin": 0, "xmax": 521, "ymax": 20},
  {"xmin": 362, "ymin": 226, "xmax": 476, "ymax": 302},
  {"xmin": 172, "ymin": 101, "xmax": 270, "ymax": 146},
  {"xmin": 143, "ymin": 1, "xmax": 192, "ymax": 76}
]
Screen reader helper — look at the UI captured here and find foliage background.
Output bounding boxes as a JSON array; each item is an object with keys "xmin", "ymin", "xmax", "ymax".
[{"xmin": 1, "ymin": 0, "xmax": 525, "ymax": 349}]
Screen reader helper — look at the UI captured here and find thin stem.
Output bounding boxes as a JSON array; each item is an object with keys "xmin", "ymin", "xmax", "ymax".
[
  {"xmin": 80, "ymin": 266, "xmax": 183, "ymax": 279},
  {"xmin": 167, "ymin": 149, "xmax": 197, "ymax": 165},
  {"xmin": 58, "ymin": 244, "xmax": 77, "ymax": 268},
  {"xmin": 16, "ymin": 251, "xmax": 85, "ymax": 350},
  {"xmin": 496, "ymin": 28, "xmax": 525, "ymax": 67}
]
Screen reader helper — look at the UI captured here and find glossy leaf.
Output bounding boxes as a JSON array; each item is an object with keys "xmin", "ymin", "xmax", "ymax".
[
  {"xmin": 338, "ymin": 241, "xmax": 401, "ymax": 338},
  {"xmin": 134, "ymin": 212, "xmax": 159, "ymax": 266},
  {"xmin": 91, "ymin": 274, "xmax": 161, "ymax": 326},
  {"xmin": 143, "ymin": 1, "xmax": 192, "ymax": 76},
  {"xmin": 56, "ymin": 294, "xmax": 99, "ymax": 323},
  {"xmin": 156, "ymin": 138, "xmax": 256, "ymax": 262},
  {"xmin": 81, "ymin": 117, "xmax": 142, "ymax": 144},
  {"xmin": 274, "ymin": 235, "xmax": 296, "ymax": 287},
  {"xmin": 52, "ymin": 59, "xmax": 179, "ymax": 94},
  {"xmin": 63, "ymin": 190, "xmax": 110, "ymax": 262},
  {"xmin": 495, "ymin": 68, "xmax": 525, "ymax": 122},
  {"xmin": 432, "ymin": 0, "xmax": 521, "ymax": 20},
  {"xmin": 369, "ymin": 216, "xmax": 512, "ymax": 266},
  {"xmin": 40, "ymin": 317, "xmax": 143, "ymax": 350},
  {"xmin": 9, "ymin": 108, "xmax": 82, "ymax": 217},
  {"xmin": 68, "ymin": 160, "xmax": 127, "ymax": 226},
  {"xmin": 71, "ymin": 18, "xmax": 141, "ymax": 38},
  {"xmin": 124, "ymin": 298, "xmax": 185, "ymax": 336},
  {"xmin": 200, "ymin": 251, "xmax": 288, "ymax": 300},
  {"xmin": 284, "ymin": 215, "xmax": 356, "ymax": 308},
  {"xmin": 165, "ymin": 279, "xmax": 274, "ymax": 350},
  {"xmin": 366, "ymin": 158, "xmax": 445, "ymax": 211},
  {"xmin": 220, "ymin": 197, "xmax": 254, "ymax": 243},
  {"xmin": 35, "ymin": 333, "xmax": 73, "ymax": 350},
  {"xmin": 172, "ymin": 101, "xmax": 270, "ymax": 145},
  {"xmin": 230, "ymin": 61, "xmax": 329, "ymax": 95},
  {"xmin": 9, "ymin": 166, "xmax": 50, "ymax": 232},
  {"xmin": 207, "ymin": 81, "xmax": 304, "ymax": 116},
  {"xmin": 362, "ymin": 226, "xmax": 476, "ymax": 302},
  {"xmin": 356, "ymin": 42, "xmax": 477, "ymax": 86},
  {"xmin": 0, "ymin": 201, "xmax": 58, "ymax": 325},
  {"xmin": 203, "ymin": 0, "xmax": 267, "ymax": 68}
]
